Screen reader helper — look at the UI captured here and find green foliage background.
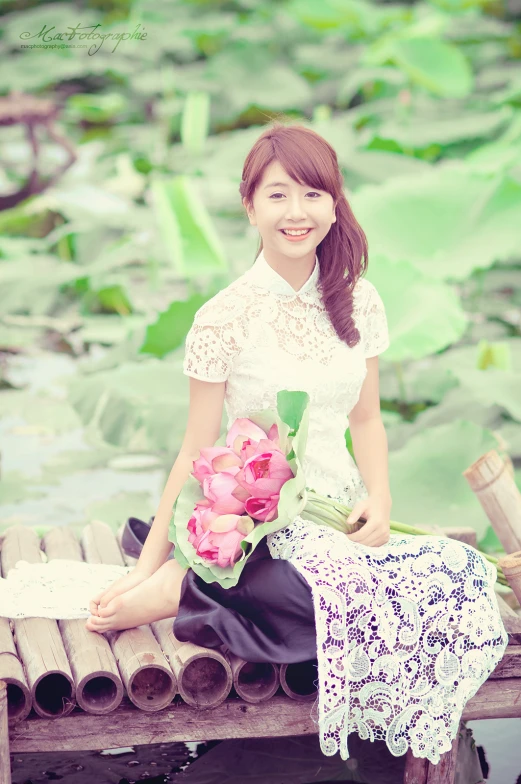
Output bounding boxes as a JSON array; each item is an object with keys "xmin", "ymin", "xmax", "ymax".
[{"xmin": 0, "ymin": 0, "xmax": 520, "ymax": 553}]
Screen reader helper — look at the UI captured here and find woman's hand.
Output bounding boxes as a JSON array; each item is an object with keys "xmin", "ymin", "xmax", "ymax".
[{"xmin": 345, "ymin": 494, "xmax": 392, "ymax": 547}]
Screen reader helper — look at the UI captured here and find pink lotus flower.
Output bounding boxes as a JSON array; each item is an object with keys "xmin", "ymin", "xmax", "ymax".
[
  {"xmin": 193, "ymin": 514, "xmax": 255, "ymax": 568},
  {"xmin": 235, "ymin": 440, "xmax": 293, "ymax": 498},
  {"xmin": 192, "ymin": 447, "xmax": 243, "ymax": 484},
  {"xmin": 232, "ymin": 439, "xmax": 294, "ymax": 522},
  {"xmin": 244, "ymin": 495, "xmax": 280, "ymax": 522},
  {"xmin": 226, "ymin": 419, "xmax": 281, "ymax": 456},
  {"xmin": 183, "ymin": 417, "xmax": 291, "ymax": 569},
  {"xmin": 187, "ymin": 500, "xmax": 218, "ymax": 538},
  {"xmin": 202, "ymin": 471, "xmax": 249, "ymax": 515}
]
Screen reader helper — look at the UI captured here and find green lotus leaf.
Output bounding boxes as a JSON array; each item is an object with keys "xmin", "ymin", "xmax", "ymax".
[{"xmin": 352, "ymin": 166, "xmax": 521, "ymax": 280}]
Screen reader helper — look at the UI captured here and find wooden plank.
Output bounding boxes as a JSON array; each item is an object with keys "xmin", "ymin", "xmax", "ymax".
[
  {"xmin": 8, "ymin": 694, "xmax": 316, "ymax": 752},
  {"xmin": 461, "ymin": 678, "xmax": 521, "ymax": 721},
  {"xmin": 495, "ymin": 593, "xmax": 521, "ymax": 644},
  {"xmin": 9, "ymin": 678, "xmax": 521, "ymax": 754},
  {"xmin": 489, "ymin": 646, "xmax": 521, "ymax": 679}
]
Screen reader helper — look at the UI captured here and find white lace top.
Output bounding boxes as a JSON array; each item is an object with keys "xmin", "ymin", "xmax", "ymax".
[{"xmin": 183, "ymin": 248, "xmax": 390, "ymax": 505}]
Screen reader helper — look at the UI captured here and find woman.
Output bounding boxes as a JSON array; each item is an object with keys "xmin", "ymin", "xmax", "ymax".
[{"xmin": 88, "ymin": 121, "xmax": 508, "ymax": 764}]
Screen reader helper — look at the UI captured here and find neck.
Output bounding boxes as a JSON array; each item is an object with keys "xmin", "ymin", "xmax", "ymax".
[{"xmin": 261, "ymin": 247, "xmax": 317, "ymax": 293}]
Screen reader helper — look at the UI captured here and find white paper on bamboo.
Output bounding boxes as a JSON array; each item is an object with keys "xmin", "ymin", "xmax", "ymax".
[{"xmin": 0, "ymin": 560, "xmax": 132, "ymax": 619}]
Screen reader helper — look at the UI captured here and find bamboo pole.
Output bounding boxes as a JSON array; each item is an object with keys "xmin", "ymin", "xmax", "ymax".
[
  {"xmin": 151, "ymin": 618, "xmax": 232, "ymax": 709},
  {"xmin": 225, "ymin": 652, "xmax": 280, "ymax": 704},
  {"xmin": 116, "ymin": 522, "xmax": 235, "ymax": 710},
  {"xmin": 0, "ymin": 681, "xmax": 11, "ymax": 784},
  {"xmin": 0, "ymin": 621, "xmax": 31, "ymax": 722},
  {"xmin": 0, "ymin": 515, "xmax": 31, "ymax": 723},
  {"xmin": 463, "ymin": 450, "xmax": 521, "ymax": 553},
  {"xmin": 41, "ymin": 527, "xmax": 124, "ymax": 714},
  {"xmin": 497, "ymin": 551, "xmax": 521, "ymax": 607},
  {"xmin": 81, "ymin": 520, "xmax": 177, "ymax": 711},
  {"xmin": 0, "ymin": 527, "xmax": 75, "ymax": 718},
  {"xmin": 280, "ymin": 661, "xmax": 318, "ymax": 702}
]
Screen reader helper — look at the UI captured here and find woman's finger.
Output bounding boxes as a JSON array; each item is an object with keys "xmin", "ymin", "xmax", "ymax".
[{"xmin": 346, "ymin": 518, "xmax": 378, "ymax": 543}]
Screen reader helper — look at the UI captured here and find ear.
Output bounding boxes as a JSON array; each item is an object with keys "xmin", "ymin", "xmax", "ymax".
[{"xmin": 242, "ymin": 197, "xmax": 256, "ymax": 226}]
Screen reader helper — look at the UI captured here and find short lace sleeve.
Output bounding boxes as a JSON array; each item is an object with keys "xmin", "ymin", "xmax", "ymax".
[
  {"xmin": 362, "ymin": 281, "xmax": 390, "ymax": 358},
  {"xmin": 183, "ymin": 294, "xmax": 239, "ymax": 382}
]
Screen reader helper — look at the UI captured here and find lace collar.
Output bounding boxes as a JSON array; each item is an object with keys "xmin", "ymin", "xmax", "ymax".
[{"xmin": 245, "ymin": 248, "xmax": 320, "ymax": 298}]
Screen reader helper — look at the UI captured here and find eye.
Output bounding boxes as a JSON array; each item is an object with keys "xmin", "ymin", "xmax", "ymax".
[{"xmin": 269, "ymin": 192, "xmax": 321, "ymax": 199}]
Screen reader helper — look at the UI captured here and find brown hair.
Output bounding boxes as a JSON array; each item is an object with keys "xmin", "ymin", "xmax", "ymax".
[{"xmin": 239, "ymin": 120, "xmax": 368, "ymax": 348}]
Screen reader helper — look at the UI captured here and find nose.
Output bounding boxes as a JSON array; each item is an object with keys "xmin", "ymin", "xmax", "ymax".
[{"xmin": 284, "ymin": 196, "xmax": 308, "ymax": 221}]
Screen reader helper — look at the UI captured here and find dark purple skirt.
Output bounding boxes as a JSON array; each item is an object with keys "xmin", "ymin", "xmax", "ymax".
[{"xmin": 173, "ymin": 539, "xmax": 317, "ymax": 664}]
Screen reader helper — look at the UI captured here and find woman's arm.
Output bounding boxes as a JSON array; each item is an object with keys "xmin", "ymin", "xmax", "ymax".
[
  {"xmin": 349, "ymin": 416, "xmax": 391, "ymax": 503},
  {"xmin": 135, "ymin": 451, "xmax": 199, "ymax": 575},
  {"xmin": 348, "ymin": 355, "xmax": 391, "ymax": 503},
  {"xmin": 137, "ymin": 375, "xmax": 227, "ymax": 575}
]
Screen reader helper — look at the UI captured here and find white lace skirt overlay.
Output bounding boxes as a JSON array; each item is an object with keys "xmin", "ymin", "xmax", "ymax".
[{"xmin": 267, "ymin": 517, "xmax": 508, "ymax": 764}]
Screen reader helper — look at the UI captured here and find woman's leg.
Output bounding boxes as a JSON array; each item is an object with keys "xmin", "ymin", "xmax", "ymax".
[{"xmin": 85, "ymin": 559, "xmax": 188, "ymax": 633}]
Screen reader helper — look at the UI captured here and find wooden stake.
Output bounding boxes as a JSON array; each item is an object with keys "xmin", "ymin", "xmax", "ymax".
[
  {"xmin": 403, "ymin": 725, "xmax": 460, "ymax": 784},
  {"xmin": 463, "ymin": 450, "xmax": 521, "ymax": 553},
  {"xmin": 497, "ymin": 551, "xmax": 521, "ymax": 607}
]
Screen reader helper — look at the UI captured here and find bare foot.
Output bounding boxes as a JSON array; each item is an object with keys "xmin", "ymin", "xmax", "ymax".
[
  {"xmin": 88, "ymin": 568, "xmax": 150, "ymax": 617},
  {"xmin": 85, "ymin": 560, "xmax": 187, "ymax": 633}
]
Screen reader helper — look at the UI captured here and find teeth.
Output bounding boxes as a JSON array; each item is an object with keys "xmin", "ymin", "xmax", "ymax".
[{"xmin": 282, "ymin": 229, "xmax": 310, "ymax": 236}]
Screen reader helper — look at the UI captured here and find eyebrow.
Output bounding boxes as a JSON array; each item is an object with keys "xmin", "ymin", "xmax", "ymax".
[{"xmin": 263, "ymin": 181, "xmax": 316, "ymax": 190}]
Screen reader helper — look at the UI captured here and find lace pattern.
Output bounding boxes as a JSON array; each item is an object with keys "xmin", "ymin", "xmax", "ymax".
[{"xmin": 267, "ymin": 514, "xmax": 508, "ymax": 764}]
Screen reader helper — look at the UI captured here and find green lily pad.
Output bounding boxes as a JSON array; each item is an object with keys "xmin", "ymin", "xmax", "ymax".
[
  {"xmin": 366, "ymin": 255, "xmax": 468, "ymax": 362},
  {"xmin": 388, "ymin": 419, "xmax": 499, "ymax": 542},
  {"xmin": 352, "ymin": 167, "xmax": 521, "ymax": 280}
]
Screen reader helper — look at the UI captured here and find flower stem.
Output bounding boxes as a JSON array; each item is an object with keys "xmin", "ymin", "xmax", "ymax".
[{"xmin": 305, "ymin": 490, "xmax": 508, "ymax": 585}]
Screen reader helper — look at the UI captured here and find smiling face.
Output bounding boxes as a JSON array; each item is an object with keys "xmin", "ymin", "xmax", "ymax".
[{"xmin": 243, "ymin": 160, "xmax": 337, "ymax": 264}]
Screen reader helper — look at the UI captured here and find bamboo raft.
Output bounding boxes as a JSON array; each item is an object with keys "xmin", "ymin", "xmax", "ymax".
[{"xmin": 1, "ymin": 449, "xmax": 521, "ymax": 784}]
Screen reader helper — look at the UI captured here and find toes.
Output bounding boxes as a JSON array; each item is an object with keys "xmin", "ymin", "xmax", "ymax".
[
  {"xmin": 98, "ymin": 596, "xmax": 122, "ymax": 618},
  {"xmin": 85, "ymin": 617, "xmax": 110, "ymax": 633},
  {"xmin": 89, "ymin": 596, "xmax": 105, "ymax": 614}
]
